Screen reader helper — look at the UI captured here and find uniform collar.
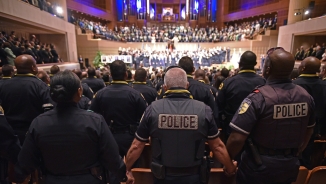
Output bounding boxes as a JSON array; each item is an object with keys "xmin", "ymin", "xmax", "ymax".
[
  {"xmin": 299, "ymin": 74, "xmax": 318, "ymax": 78},
  {"xmin": 133, "ymin": 81, "xmax": 146, "ymax": 85},
  {"xmin": 15, "ymin": 73, "xmax": 36, "ymax": 77},
  {"xmin": 266, "ymin": 78, "xmax": 292, "ymax": 85},
  {"xmin": 163, "ymin": 87, "xmax": 193, "ymax": 99},
  {"xmin": 111, "ymin": 81, "xmax": 128, "ymax": 85},
  {"xmin": 1, "ymin": 77, "xmax": 11, "ymax": 79},
  {"xmin": 238, "ymin": 70, "xmax": 256, "ymax": 74},
  {"xmin": 187, "ymin": 75, "xmax": 193, "ymax": 78},
  {"xmin": 198, "ymin": 79, "xmax": 206, "ymax": 84}
]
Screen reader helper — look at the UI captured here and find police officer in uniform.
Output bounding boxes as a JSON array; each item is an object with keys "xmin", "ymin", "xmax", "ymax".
[
  {"xmin": 194, "ymin": 69, "xmax": 218, "ymax": 98},
  {"xmin": 14, "ymin": 70, "xmax": 125, "ymax": 184},
  {"xmin": 72, "ymin": 69, "xmax": 94, "ymax": 100},
  {"xmin": 293, "ymin": 56, "xmax": 326, "ymax": 169},
  {"xmin": 82, "ymin": 67, "xmax": 105, "ymax": 94},
  {"xmin": 217, "ymin": 51, "xmax": 265, "ymax": 138},
  {"xmin": 125, "ymin": 68, "xmax": 237, "ymax": 184},
  {"xmin": 0, "ymin": 106, "xmax": 21, "ymax": 184},
  {"xmin": 89, "ymin": 60, "xmax": 147, "ymax": 184},
  {"xmin": 158, "ymin": 57, "xmax": 219, "ymax": 126},
  {"xmin": 132, "ymin": 68, "xmax": 157, "ymax": 105},
  {"xmin": 226, "ymin": 48, "xmax": 315, "ymax": 184},
  {"xmin": 49, "ymin": 64, "xmax": 60, "ymax": 79},
  {"xmin": 0, "ymin": 55, "xmax": 53, "ymax": 144},
  {"xmin": 0, "ymin": 64, "xmax": 14, "ymax": 83}
]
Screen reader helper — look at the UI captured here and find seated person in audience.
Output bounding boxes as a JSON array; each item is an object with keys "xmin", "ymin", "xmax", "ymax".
[{"xmin": 36, "ymin": 70, "xmax": 50, "ymax": 85}]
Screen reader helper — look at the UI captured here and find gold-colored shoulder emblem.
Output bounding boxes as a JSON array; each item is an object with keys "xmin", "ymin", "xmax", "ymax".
[
  {"xmin": 238, "ymin": 98, "xmax": 252, "ymax": 114},
  {"xmin": 219, "ymin": 83, "xmax": 224, "ymax": 90}
]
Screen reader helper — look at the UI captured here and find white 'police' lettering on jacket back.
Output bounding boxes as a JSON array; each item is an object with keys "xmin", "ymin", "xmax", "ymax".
[
  {"xmin": 158, "ymin": 114, "xmax": 198, "ymax": 130},
  {"xmin": 273, "ymin": 103, "xmax": 308, "ymax": 119}
]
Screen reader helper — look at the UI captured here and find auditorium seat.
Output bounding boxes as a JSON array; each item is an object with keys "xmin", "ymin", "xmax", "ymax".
[
  {"xmin": 131, "ymin": 168, "xmax": 154, "ymax": 184},
  {"xmin": 209, "ymin": 168, "xmax": 236, "ymax": 184},
  {"xmin": 305, "ymin": 166, "xmax": 326, "ymax": 184},
  {"xmin": 312, "ymin": 140, "xmax": 326, "ymax": 168},
  {"xmin": 292, "ymin": 166, "xmax": 308, "ymax": 184}
]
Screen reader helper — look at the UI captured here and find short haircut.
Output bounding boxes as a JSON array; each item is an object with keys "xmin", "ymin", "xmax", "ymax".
[
  {"xmin": 50, "ymin": 65, "xmax": 60, "ymax": 74},
  {"xmin": 127, "ymin": 70, "xmax": 132, "ymax": 80},
  {"xmin": 134, "ymin": 68, "xmax": 147, "ymax": 82},
  {"xmin": 37, "ymin": 71, "xmax": 49, "ymax": 83},
  {"xmin": 164, "ymin": 68, "xmax": 187, "ymax": 88},
  {"xmin": 72, "ymin": 69, "xmax": 82, "ymax": 79},
  {"xmin": 178, "ymin": 56, "xmax": 194, "ymax": 74},
  {"xmin": 1, "ymin": 64, "xmax": 14, "ymax": 77},
  {"xmin": 50, "ymin": 70, "xmax": 81, "ymax": 103},
  {"xmin": 110, "ymin": 60, "xmax": 127, "ymax": 80},
  {"xmin": 221, "ymin": 68, "xmax": 229, "ymax": 78},
  {"xmin": 239, "ymin": 51, "xmax": 257, "ymax": 68},
  {"xmin": 87, "ymin": 67, "xmax": 96, "ymax": 77}
]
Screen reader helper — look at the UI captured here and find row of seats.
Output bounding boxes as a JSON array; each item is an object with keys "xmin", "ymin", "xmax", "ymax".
[{"xmin": 130, "ymin": 166, "xmax": 326, "ymax": 184}]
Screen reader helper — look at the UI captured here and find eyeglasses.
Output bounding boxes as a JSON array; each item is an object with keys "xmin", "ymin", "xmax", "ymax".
[{"xmin": 266, "ymin": 47, "xmax": 285, "ymax": 55}]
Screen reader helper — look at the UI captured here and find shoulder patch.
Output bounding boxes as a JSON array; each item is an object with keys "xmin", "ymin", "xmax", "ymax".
[
  {"xmin": 238, "ymin": 98, "xmax": 252, "ymax": 114},
  {"xmin": 219, "ymin": 83, "xmax": 224, "ymax": 90}
]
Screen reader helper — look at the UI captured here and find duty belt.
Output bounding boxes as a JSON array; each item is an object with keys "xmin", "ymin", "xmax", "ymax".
[
  {"xmin": 165, "ymin": 166, "xmax": 199, "ymax": 176},
  {"xmin": 257, "ymin": 146, "xmax": 298, "ymax": 157}
]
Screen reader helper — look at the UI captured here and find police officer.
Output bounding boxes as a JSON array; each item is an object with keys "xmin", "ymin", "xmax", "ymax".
[
  {"xmin": 0, "ymin": 55, "xmax": 53, "ymax": 144},
  {"xmin": 132, "ymin": 68, "xmax": 157, "ymax": 105},
  {"xmin": 0, "ymin": 106, "xmax": 21, "ymax": 184},
  {"xmin": 82, "ymin": 67, "xmax": 105, "ymax": 94},
  {"xmin": 14, "ymin": 70, "xmax": 125, "ymax": 184},
  {"xmin": 217, "ymin": 51, "xmax": 265, "ymax": 138},
  {"xmin": 0, "ymin": 64, "xmax": 14, "ymax": 83},
  {"xmin": 126, "ymin": 70, "xmax": 133, "ymax": 86},
  {"xmin": 194, "ymin": 69, "xmax": 218, "ymax": 98},
  {"xmin": 72, "ymin": 69, "xmax": 94, "ymax": 100},
  {"xmin": 159, "ymin": 57, "xmax": 219, "ymax": 126},
  {"xmin": 125, "ymin": 68, "xmax": 237, "ymax": 184},
  {"xmin": 49, "ymin": 64, "xmax": 60, "ymax": 79},
  {"xmin": 89, "ymin": 60, "xmax": 147, "ymax": 184},
  {"xmin": 293, "ymin": 56, "xmax": 326, "ymax": 169},
  {"xmin": 226, "ymin": 48, "xmax": 315, "ymax": 184}
]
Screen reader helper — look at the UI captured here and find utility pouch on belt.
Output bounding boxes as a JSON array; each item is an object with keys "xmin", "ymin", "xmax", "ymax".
[
  {"xmin": 247, "ymin": 138, "xmax": 262, "ymax": 166},
  {"xmin": 150, "ymin": 162, "xmax": 165, "ymax": 179},
  {"xmin": 200, "ymin": 151, "xmax": 211, "ymax": 184},
  {"xmin": 129, "ymin": 124, "xmax": 138, "ymax": 135}
]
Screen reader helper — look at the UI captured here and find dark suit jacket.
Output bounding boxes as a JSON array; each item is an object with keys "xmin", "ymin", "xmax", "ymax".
[
  {"xmin": 316, "ymin": 50, "xmax": 324, "ymax": 60},
  {"xmin": 51, "ymin": 49, "xmax": 59, "ymax": 62},
  {"xmin": 24, "ymin": 49, "xmax": 36, "ymax": 59}
]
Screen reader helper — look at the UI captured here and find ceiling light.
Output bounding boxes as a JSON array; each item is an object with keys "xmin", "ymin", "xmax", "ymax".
[
  {"xmin": 304, "ymin": 10, "xmax": 309, "ymax": 15},
  {"xmin": 56, "ymin": 6, "xmax": 63, "ymax": 14}
]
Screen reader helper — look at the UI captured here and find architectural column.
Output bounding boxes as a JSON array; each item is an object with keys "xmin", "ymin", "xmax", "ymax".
[{"xmin": 287, "ymin": 0, "xmax": 310, "ymax": 24}]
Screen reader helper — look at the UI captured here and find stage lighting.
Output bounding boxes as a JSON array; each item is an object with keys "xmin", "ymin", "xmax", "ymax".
[
  {"xmin": 294, "ymin": 12, "xmax": 301, "ymax": 16},
  {"xmin": 304, "ymin": 10, "xmax": 309, "ymax": 15},
  {"xmin": 56, "ymin": 6, "xmax": 63, "ymax": 14}
]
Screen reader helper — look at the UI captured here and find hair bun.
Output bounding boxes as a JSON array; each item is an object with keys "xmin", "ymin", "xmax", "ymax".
[{"xmin": 50, "ymin": 85, "xmax": 69, "ymax": 102}]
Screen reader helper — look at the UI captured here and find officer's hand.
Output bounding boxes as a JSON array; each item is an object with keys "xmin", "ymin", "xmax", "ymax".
[
  {"xmin": 223, "ymin": 161, "xmax": 237, "ymax": 177},
  {"xmin": 126, "ymin": 170, "xmax": 135, "ymax": 184}
]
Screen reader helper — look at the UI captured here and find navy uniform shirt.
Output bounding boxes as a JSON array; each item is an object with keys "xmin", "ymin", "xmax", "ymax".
[
  {"xmin": 77, "ymin": 96, "xmax": 91, "ymax": 110},
  {"xmin": 293, "ymin": 74, "xmax": 326, "ymax": 120},
  {"xmin": 90, "ymin": 81, "xmax": 147, "ymax": 129},
  {"xmin": 82, "ymin": 77, "xmax": 105, "ymax": 94},
  {"xmin": 136, "ymin": 92, "xmax": 219, "ymax": 142},
  {"xmin": 81, "ymin": 83, "xmax": 94, "ymax": 100},
  {"xmin": 16, "ymin": 103, "xmax": 122, "ymax": 180},
  {"xmin": 217, "ymin": 70, "xmax": 265, "ymax": 122},
  {"xmin": 0, "ymin": 108, "xmax": 21, "ymax": 164},
  {"xmin": 132, "ymin": 82, "xmax": 157, "ymax": 105},
  {"xmin": 0, "ymin": 74, "xmax": 53, "ymax": 137}
]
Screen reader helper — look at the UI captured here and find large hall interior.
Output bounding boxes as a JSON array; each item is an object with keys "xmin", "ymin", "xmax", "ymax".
[{"xmin": 1, "ymin": 0, "xmax": 326, "ymax": 184}]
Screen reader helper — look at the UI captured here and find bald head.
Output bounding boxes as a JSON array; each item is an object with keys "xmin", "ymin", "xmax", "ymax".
[
  {"xmin": 15, "ymin": 54, "xmax": 38, "ymax": 75},
  {"xmin": 194, "ymin": 69, "xmax": 206, "ymax": 80},
  {"xmin": 164, "ymin": 68, "xmax": 188, "ymax": 89},
  {"xmin": 263, "ymin": 49, "xmax": 295, "ymax": 80},
  {"xmin": 299, "ymin": 57, "xmax": 321, "ymax": 75}
]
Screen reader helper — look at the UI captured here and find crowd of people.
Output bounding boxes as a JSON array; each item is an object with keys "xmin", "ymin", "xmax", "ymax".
[
  {"xmin": 295, "ymin": 43, "xmax": 326, "ymax": 62},
  {"xmin": 0, "ymin": 45, "xmax": 326, "ymax": 183},
  {"xmin": 20, "ymin": 0, "xmax": 64, "ymax": 18},
  {"xmin": 74, "ymin": 14, "xmax": 278, "ymax": 43},
  {"xmin": 0, "ymin": 31, "xmax": 62, "ymax": 66}
]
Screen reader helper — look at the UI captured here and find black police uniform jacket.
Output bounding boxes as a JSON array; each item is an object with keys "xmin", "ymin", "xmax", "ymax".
[
  {"xmin": 132, "ymin": 82, "xmax": 157, "ymax": 105},
  {"xmin": 82, "ymin": 77, "xmax": 105, "ymax": 94},
  {"xmin": 15, "ymin": 103, "xmax": 123, "ymax": 183}
]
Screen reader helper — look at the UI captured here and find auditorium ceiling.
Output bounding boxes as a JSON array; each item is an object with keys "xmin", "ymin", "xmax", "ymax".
[{"xmin": 0, "ymin": 16, "xmax": 60, "ymax": 34}]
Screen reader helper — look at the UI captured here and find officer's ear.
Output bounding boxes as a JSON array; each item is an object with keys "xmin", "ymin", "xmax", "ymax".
[
  {"xmin": 185, "ymin": 82, "xmax": 189, "ymax": 90},
  {"xmin": 163, "ymin": 84, "xmax": 168, "ymax": 92}
]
